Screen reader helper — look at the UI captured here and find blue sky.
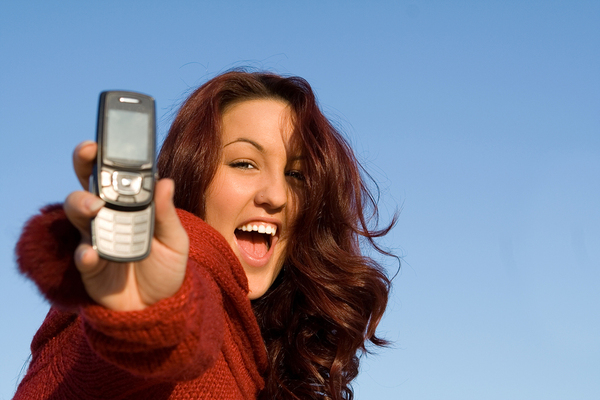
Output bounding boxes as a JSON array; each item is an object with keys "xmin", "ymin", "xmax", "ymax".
[{"xmin": 1, "ymin": 1, "xmax": 599, "ymax": 399}]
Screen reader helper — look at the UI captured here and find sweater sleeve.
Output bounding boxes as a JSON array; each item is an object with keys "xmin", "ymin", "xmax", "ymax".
[
  {"xmin": 16, "ymin": 203, "xmax": 93, "ymax": 310},
  {"xmin": 14, "ymin": 204, "xmax": 226, "ymax": 387},
  {"xmin": 80, "ymin": 258, "xmax": 224, "ymax": 381}
]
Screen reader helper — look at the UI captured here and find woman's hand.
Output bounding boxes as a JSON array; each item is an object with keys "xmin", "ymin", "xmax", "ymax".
[{"xmin": 64, "ymin": 141, "xmax": 189, "ymax": 311}]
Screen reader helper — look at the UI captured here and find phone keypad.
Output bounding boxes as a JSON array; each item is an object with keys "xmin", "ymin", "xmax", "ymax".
[{"xmin": 93, "ymin": 206, "xmax": 153, "ymax": 260}]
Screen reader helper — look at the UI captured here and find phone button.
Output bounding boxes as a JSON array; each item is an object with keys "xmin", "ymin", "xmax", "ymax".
[
  {"xmin": 98, "ymin": 239, "xmax": 114, "ymax": 252},
  {"xmin": 97, "ymin": 228, "xmax": 112, "ymax": 239},
  {"xmin": 115, "ymin": 223, "xmax": 133, "ymax": 234},
  {"xmin": 115, "ymin": 243, "xmax": 131, "ymax": 253},
  {"xmin": 113, "ymin": 171, "xmax": 143, "ymax": 195},
  {"xmin": 96, "ymin": 208, "xmax": 114, "ymax": 221},
  {"xmin": 135, "ymin": 191, "xmax": 150, "ymax": 203},
  {"xmin": 101, "ymin": 171, "xmax": 112, "ymax": 187},
  {"xmin": 118, "ymin": 195, "xmax": 135, "ymax": 203},
  {"xmin": 95, "ymin": 217, "xmax": 114, "ymax": 232},
  {"xmin": 142, "ymin": 175, "xmax": 153, "ymax": 191},
  {"xmin": 133, "ymin": 233, "xmax": 147, "ymax": 243},
  {"xmin": 115, "ymin": 214, "xmax": 133, "ymax": 224},
  {"xmin": 102, "ymin": 187, "xmax": 119, "ymax": 201},
  {"xmin": 131, "ymin": 243, "xmax": 147, "ymax": 253},
  {"xmin": 134, "ymin": 213, "xmax": 149, "ymax": 223}
]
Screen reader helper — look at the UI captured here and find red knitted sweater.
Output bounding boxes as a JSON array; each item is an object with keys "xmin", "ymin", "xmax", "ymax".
[{"xmin": 14, "ymin": 204, "xmax": 268, "ymax": 399}]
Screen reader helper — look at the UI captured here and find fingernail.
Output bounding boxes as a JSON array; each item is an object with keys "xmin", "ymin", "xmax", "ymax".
[
  {"xmin": 77, "ymin": 140, "xmax": 96, "ymax": 151},
  {"xmin": 86, "ymin": 197, "xmax": 105, "ymax": 213},
  {"xmin": 76, "ymin": 246, "xmax": 88, "ymax": 264}
]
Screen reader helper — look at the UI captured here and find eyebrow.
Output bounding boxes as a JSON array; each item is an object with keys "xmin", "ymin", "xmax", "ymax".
[
  {"xmin": 223, "ymin": 137, "xmax": 305, "ymax": 162},
  {"xmin": 223, "ymin": 138, "xmax": 264, "ymax": 152}
]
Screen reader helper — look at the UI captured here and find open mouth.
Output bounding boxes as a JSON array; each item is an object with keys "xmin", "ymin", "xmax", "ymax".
[{"xmin": 235, "ymin": 223, "xmax": 277, "ymax": 260}]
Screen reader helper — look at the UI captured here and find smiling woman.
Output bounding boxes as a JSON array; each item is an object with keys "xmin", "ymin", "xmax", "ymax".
[
  {"xmin": 14, "ymin": 70, "xmax": 395, "ymax": 400},
  {"xmin": 204, "ymin": 99, "xmax": 299, "ymax": 299}
]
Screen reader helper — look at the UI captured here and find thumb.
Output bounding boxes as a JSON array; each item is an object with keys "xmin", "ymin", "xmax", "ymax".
[{"xmin": 152, "ymin": 178, "xmax": 189, "ymax": 255}]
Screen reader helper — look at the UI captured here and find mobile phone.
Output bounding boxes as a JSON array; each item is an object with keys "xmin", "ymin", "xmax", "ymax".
[{"xmin": 90, "ymin": 91, "xmax": 156, "ymax": 262}]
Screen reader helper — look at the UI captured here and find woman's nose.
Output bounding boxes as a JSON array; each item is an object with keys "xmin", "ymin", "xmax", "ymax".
[{"xmin": 255, "ymin": 173, "xmax": 288, "ymax": 210}]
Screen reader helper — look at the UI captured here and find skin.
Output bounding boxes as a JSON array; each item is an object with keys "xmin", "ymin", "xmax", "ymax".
[
  {"xmin": 65, "ymin": 99, "xmax": 301, "ymax": 310},
  {"xmin": 204, "ymin": 99, "xmax": 303, "ymax": 299}
]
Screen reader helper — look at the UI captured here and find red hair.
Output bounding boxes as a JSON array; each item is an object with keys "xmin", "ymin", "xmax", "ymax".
[{"xmin": 158, "ymin": 70, "xmax": 395, "ymax": 400}]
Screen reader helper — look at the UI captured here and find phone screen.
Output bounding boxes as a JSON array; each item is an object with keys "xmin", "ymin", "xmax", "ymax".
[{"xmin": 105, "ymin": 109, "xmax": 150, "ymax": 164}]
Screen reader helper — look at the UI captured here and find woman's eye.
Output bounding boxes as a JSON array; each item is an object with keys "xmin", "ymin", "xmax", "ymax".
[
  {"xmin": 229, "ymin": 161, "xmax": 256, "ymax": 170},
  {"xmin": 286, "ymin": 170, "xmax": 305, "ymax": 181}
]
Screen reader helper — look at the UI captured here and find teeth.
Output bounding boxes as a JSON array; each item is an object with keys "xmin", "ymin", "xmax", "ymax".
[{"xmin": 236, "ymin": 223, "xmax": 277, "ymax": 236}]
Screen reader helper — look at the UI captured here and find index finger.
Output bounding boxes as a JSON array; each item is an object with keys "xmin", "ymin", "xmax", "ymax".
[{"xmin": 73, "ymin": 141, "xmax": 97, "ymax": 189}]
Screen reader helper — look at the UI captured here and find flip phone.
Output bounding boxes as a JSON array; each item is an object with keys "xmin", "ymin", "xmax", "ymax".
[{"xmin": 90, "ymin": 91, "xmax": 156, "ymax": 262}]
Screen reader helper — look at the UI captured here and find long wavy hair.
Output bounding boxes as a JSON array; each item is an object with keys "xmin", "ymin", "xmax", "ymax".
[{"xmin": 157, "ymin": 70, "xmax": 395, "ymax": 400}]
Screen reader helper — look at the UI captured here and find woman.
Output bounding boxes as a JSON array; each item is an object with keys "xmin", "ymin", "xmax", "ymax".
[{"xmin": 15, "ymin": 71, "xmax": 394, "ymax": 400}]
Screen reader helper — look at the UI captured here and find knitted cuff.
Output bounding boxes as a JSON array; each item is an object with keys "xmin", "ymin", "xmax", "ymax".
[{"xmin": 16, "ymin": 204, "xmax": 93, "ymax": 310}]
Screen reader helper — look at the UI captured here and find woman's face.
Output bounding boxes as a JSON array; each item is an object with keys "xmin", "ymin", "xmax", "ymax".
[{"xmin": 204, "ymin": 99, "xmax": 304, "ymax": 299}]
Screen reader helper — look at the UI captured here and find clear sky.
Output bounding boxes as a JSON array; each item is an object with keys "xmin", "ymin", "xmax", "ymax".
[{"xmin": 1, "ymin": 1, "xmax": 599, "ymax": 399}]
